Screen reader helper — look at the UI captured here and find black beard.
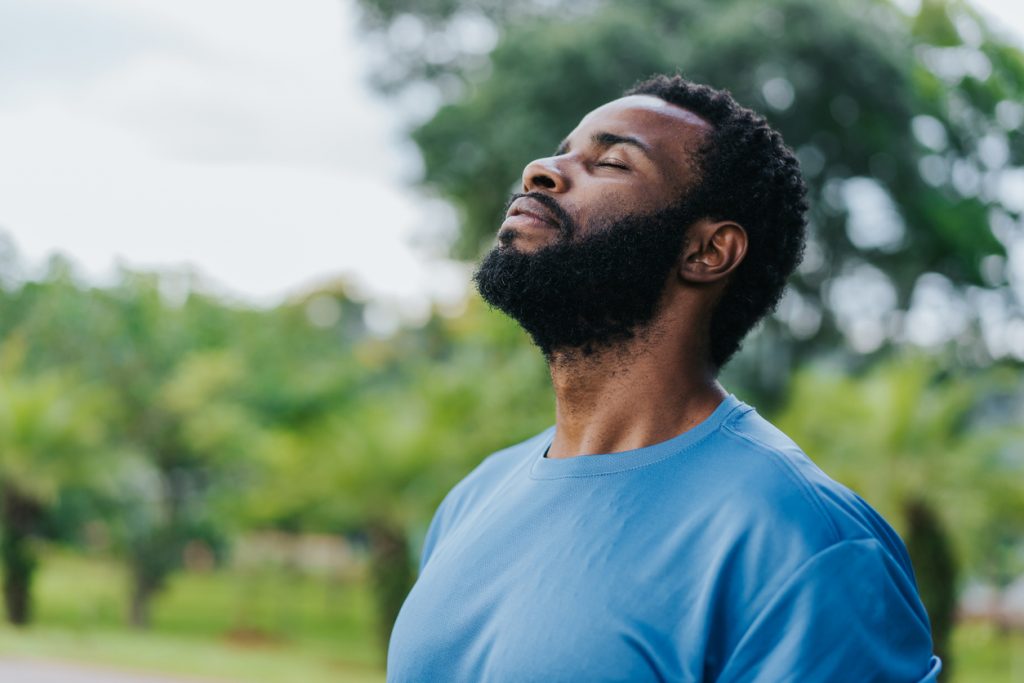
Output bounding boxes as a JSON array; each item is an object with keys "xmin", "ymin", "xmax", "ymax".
[{"xmin": 473, "ymin": 193, "xmax": 695, "ymax": 359}]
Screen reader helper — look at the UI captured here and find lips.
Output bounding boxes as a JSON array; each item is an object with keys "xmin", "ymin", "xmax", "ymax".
[{"xmin": 506, "ymin": 196, "xmax": 560, "ymax": 230}]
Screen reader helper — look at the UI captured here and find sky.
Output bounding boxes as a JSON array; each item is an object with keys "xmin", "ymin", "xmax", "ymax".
[
  {"xmin": 0, "ymin": 0, "xmax": 467, "ymax": 327},
  {"xmin": 0, "ymin": 0, "xmax": 1022, "ymax": 325}
]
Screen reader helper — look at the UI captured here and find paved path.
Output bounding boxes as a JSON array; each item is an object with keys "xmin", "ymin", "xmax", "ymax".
[{"xmin": 0, "ymin": 658, "xmax": 233, "ymax": 683}]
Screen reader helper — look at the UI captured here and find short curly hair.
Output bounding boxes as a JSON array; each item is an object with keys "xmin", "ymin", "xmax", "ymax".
[{"xmin": 625, "ymin": 75, "xmax": 808, "ymax": 369}]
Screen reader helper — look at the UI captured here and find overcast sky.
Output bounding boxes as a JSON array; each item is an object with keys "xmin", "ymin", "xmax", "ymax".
[{"xmin": 0, "ymin": 0, "xmax": 1022, "ymax": 320}]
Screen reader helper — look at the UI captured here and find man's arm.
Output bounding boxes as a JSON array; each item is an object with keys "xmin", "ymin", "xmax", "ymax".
[{"xmin": 716, "ymin": 538, "xmax": 941, "ymax": 682}]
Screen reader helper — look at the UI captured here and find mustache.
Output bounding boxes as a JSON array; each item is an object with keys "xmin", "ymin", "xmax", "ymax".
[{"xmin": 503, "ymin": 192, "xmax": 576, "ymax": 238}]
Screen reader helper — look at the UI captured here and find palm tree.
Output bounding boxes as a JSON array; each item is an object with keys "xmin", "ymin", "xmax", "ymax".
[{"xmin": 0, "ymin": 339, "xmax": 110, "ymax": 625}]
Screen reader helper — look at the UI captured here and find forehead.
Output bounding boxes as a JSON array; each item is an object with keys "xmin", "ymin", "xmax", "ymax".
[{"xmin": 568, "ymin": 94, "xmax": 711, "ymax": 169}]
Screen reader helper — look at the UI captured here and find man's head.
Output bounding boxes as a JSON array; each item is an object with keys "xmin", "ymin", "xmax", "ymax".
[{"xmin": 473, "ymin": 74, "xmax": 808, "ymax": 369}]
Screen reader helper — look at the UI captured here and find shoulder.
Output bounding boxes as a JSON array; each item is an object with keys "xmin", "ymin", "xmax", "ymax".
[
  {"xmin": 419, "ymin": 427, "xmax": 553, "ymax": 567},
  {"xmin": 710, "ymin": 404, "xmax": 916, "ymax": 578},
  {"xmin": 444, "ymin": 427, "xmax": 552, "ymax": 512},
  {"xmin": 691, "ymin": 404, "xmax": 933, "ymax": 675}
]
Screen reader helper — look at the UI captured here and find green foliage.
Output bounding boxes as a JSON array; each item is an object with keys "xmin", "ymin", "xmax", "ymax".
[
  {"xmin": 0, "ymin": 339, "xmax": 112, "ymax": 504},
  {"xmin": 0, "ymin": 263, "xmax": 375, "ymax": 627},
  {"xmin": 240, "ymin": 296, "xmax": 552, "ymax": 533},
  {"xmin": 0, "ymin": 251, "xmax": 550, "ymax": 642},
  {"xmin": 358, "ymin": 0, "xmax": 1024, "ymax": 371},
  {"xmin": 775, "ymin": 356, "xmax": 1024, "ymax": 574},
  {"xmin": 0, "ymin": 336, "xmax": 113, "ymax": 625}
]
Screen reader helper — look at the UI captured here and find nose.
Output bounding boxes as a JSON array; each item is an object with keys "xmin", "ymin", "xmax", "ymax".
[{"xmin": 521, "ymin": 156, "xmax": 569, "ymax": 194}]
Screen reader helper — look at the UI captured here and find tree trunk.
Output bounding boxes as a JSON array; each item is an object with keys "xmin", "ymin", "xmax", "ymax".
[
  {"xmin": 367, "ymin": 519, "xmax": 413, "ymax": 660},
  {"xmin": 129, "ymin": 571, "xmax": 159, "ymax": 629},
  {"xmin": 904, "ymin": 498, "xmax": 957, "ymax": 681},
  {"xmin": 123, "ymin": 467, "xmax": 190, "ymax": 630},
  {"xmin": 125, "ymin": 525, "xmax": 182, "ymax": 630},
  {"xmin": 1, "ymin": 484, "xmax": 44, "ymax": 626}
]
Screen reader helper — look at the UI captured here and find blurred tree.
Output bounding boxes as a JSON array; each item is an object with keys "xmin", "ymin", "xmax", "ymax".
[
  {"xmin": 242, "ymin": 297, "xmax": 553, "ymax": 656},
  {"xmin": 775, "ymin": 357, "xmax": 1024, "ymax": 678},
  {"xmin": 120, "ymin": 349, "xmax": 265, "ymax": 628},
  {"xmin": 0, "ymin": 338, "xmax": 111, "ymax": 625},
  {"xmin": 355, "ymin": 0, "xmax": 1024, "ymax": 396},
  {"xmin": 0, "ymin": 258, "xmax": 386, "ymax": 629},
  {"xmin": 2, "ymin": 267, "xmax": 259, "ymax": 626}
]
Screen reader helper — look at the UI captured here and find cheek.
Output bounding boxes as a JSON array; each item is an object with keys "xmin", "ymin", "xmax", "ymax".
[{"xmin": 572, "ymin": 192, "xmax": 654, "ymax": 236}]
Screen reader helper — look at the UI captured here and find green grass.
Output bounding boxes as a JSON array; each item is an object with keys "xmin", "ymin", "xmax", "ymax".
[
  {"xmin": 1, "ymin": 548, "xmax": 1023, "ymax": 682},
  {"xmin": 0, "ymin": 546, "xmax": 384, "ymax": 682},
  {"xmin": 952, "ymin": 620, "xmax": 1024, "ymax": 682},
  {"xmin": 0, "ymin": 627, "xmax": 384, "ymax": 683}
]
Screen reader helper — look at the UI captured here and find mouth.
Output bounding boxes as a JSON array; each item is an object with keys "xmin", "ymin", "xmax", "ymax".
[{"xmin": 502, "ymin": 196, "xmax": 561, "ymax": 231}]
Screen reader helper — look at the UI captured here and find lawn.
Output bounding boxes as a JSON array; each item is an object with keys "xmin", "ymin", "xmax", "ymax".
[
  {"xmin": 0, "ymin": 547, "xmax": 1021, "ymax": 682},
  {"xmin": 952, "ymin": 620, "xmax": 1024, "ymax": 682},
  {"xmin": 0, "ymin": 547, "xmax": 384, "ymax": 683}
]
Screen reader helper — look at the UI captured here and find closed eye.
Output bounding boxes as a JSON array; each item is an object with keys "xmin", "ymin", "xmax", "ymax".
[{"xmin": 596, "ymin": 159, "xmax": 629, "ymax": 170}]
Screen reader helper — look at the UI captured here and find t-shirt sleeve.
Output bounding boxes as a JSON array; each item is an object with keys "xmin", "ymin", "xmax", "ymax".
[{"xmin": 716, "ymin": 538, "xmax": 942, "ymax": 683}]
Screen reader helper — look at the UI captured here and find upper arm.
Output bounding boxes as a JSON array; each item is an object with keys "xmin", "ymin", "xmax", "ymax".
[{"xmin": 715, "ymin": 538, "xmax": 941, "ymax": 683}]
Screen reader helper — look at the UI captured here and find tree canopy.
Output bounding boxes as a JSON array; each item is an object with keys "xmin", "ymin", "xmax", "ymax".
[{"xmin": 356, "ymin": 0, "xmax": 1024, "ymax": 370}]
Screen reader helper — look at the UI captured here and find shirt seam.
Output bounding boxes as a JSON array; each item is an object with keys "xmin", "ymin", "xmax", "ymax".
[{"xmin": 721, "ymin": 423, "xmax": 842, "ymax": 544}]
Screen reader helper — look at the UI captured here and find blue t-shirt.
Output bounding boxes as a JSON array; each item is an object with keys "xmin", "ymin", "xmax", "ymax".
[{"xmin": 387, "ymin": 394, "xmax": 941, "ymax": 682}]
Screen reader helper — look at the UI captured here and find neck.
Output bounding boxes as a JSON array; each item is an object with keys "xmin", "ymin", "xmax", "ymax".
[{"xmin": 545, "ymin": 318, "xmax": 726, "ymax": 459}]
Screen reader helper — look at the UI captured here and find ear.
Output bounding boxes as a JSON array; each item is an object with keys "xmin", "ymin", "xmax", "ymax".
[{"xmin": 678, "ymin": 219, "xmax": 748, "ymax": 284}]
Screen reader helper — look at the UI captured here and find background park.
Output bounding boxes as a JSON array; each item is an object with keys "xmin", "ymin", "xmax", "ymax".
[{"xmin": 1, "ymin": 0, "xmax": 1023, "ymax": 680}]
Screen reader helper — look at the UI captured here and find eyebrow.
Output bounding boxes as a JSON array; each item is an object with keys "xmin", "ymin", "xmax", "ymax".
[{"xmin": 555, "ymin": 131, "xmax": 654, "ymax": 160}]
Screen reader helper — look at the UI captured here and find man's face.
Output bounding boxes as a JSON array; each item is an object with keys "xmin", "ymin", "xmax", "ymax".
[
  {"xmin": 473, "ymin": 96, "xmax": 711, "ymax": 358},
  {"xmin": 496, "ymin": 95, "xmax": 709, "ymax": 252}
]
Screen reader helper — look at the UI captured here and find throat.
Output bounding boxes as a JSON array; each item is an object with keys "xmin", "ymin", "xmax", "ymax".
[{"xmin": 545, "ymin": 334, "xmax": 724, "ymax": 459}]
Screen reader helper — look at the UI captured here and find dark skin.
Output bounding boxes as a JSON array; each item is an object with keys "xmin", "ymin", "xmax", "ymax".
[{"xmin": 500, "ymin": 95, "xmax": 749, "ymax": 459}]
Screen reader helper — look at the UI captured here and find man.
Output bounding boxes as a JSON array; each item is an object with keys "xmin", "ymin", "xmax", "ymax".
[{"xmin": 387, "ymin": 74, "xmax": 941, "ymax": 682}]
